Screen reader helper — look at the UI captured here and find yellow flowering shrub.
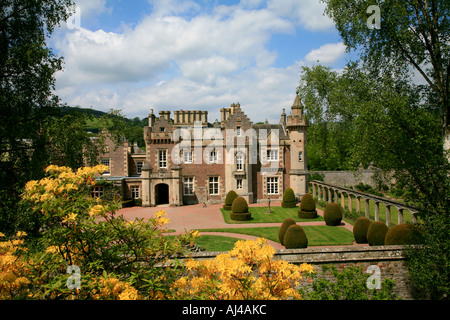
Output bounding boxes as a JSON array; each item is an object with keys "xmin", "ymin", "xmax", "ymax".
[
  {"xmin": 170, "ymin": 238, "xmax": 314, "ymax": 300},
  {"xmin": 13, "ymin": 165, "xmax": 197, "ymax": 300}
]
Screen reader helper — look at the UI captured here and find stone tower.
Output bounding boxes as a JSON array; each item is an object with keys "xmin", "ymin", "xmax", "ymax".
[{"xmin": 286, "ymin": 95, "xmax": 309, "ymax": 199}]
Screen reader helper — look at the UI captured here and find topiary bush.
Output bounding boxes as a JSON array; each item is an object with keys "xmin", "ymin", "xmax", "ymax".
[
  {"xmin": 385, "ymin": 223, "xmax": 421, "ymax": 245},
  {"xmin": 283, "ymin": 225, "xmax": 308, "ymax": 249},
  {"xmin": 353, "ymin": 217, "xmax": 371, "ymax": 244},
  {"xmin": 323, "ymin": 203, "xmax": 342, "ymax": 226},
  {"xmin": 298, "ymin": 193, "xmax": 317, "ymax": 219},
  {"xmin": 278, "ymin": 218, "xmax": 297, "ymax": 246},
  {"xmin": 367, "ymin": 221, "xmax": 388, "ymax": 246},
  {"xmin": 223, "ymin": 190, "xmax": 238, "ymax": 210},
  {"xmin": 230, "ymin": 196, "xmax": 251, "ymax": 221},
  {"xmin": 281, "ymin": 188, "xmax": 297, "ymax": 208}
]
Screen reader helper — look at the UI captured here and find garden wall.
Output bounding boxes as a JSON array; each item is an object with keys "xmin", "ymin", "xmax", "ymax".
[
  {"xmin": 188, "ymin": 245, "xmax": 418, "ymax": 300},
  {"xmin": 309, "ymin": 169, "xmax": 394, "ymax": 188}
]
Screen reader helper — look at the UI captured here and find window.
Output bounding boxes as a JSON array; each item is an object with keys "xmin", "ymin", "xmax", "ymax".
[
  {"xmin": 159, "ymin": 127, "xmax": 165, "ymax": 132},
  {"xmin": 236, "ymin": 126, "xmax": 241, "ymax": 136},
  {"xmin": 267, "ymin": 177, "xmax": 279, "ymax": 195},
  {"xmin": 209, "ymin": 177, "xmax": 219, "ymax": 195},
  {"xmin": 236, "ymin": 153, "xmax": 244, "ymax": 171},
  {"xmin": 184, "ymin": 177, "xmax": 194, "ymax": 195},
  {"xmin": 136, "ymin": 161, "xmax": 143, "ymax": 175},
  {"xmin": 90, "ymin": 186, "xmax": 104, "ymax": 198},
  {"xmin": 236, "ymin": 179, "xmax": 243, "ymax": 190},
  {"xmin": 131, "ymin": 186, "xmax": 140, "ymax": 199},
  {"xmin": 159, "ymin": 150, "xmax": 167, "ymax": 168},
  {"xmin": 209, "ymin": 150, "xmax": 218, "ymax": 163},
  {"xmin": 183, "ymin": 150, "xmax": 193, "ymax": 164},
  {"xmin": 101, "ymin": 158, "xmax": 110, "ymax": 175},
  {"xmin": 298, "ymin": 151, "xmax": 303, "ymax": 161},
  {"xmin": 266, "ymin": 149, "xmax": 278, "ymax": 161}
]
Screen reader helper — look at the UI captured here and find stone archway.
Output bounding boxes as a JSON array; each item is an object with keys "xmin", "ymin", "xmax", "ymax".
[{"xmin": 155, "ymin": 183, "xmax": 169, "ymax": 205}]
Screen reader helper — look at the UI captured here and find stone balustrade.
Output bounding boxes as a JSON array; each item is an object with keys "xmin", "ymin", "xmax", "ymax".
[{"xmin": 310, "ymin": 180, "xmax": 419, "ymax": 226}]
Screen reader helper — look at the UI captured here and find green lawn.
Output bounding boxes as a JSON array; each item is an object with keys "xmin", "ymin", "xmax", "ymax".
[
  {"xmin": 195, "ymin": 235, "xmax": 241, "ymax": 252},
  {"xmin": 198, "ymin": 225, "xmax": 355, "ymax": 247},
  {"xmin": 221, "ymin": 206, "xmax": 323, "ymax": 224}
]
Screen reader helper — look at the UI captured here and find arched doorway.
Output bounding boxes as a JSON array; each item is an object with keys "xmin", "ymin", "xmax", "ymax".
[{"xmin": 155, "ymin": 183, "xmax": 169, "ymax": 205}]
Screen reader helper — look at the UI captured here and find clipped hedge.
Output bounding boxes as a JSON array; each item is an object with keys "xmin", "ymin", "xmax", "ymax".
[
  {"xmin": 230, "ymin": 196, "xmax": 251, "ymax": 221},
  {"xmin": 367, "ymin": 221, "xmax": 388, "ymax": 246},
  {"xmin": 223, "ymin": 190, "xmax": 238, "ymax": 210},
  {"xmin": 385, "ymin": 223, "xmax": 421, "ymax": 245},
  {"xmin": 283, "ymin": 225, "xmax": 308, "ymax": 249},
  {"xmin": 278, "ymin": 218, "xmax": 297, "ymax": 246},
  {"xmin": 281, "ymin": 188, "xmax": 297, "ymax": 208},
  {"xmin": 323, "ymin": 203, "xmax": 342, "ymax": 226},
  {"xmin": 353, "ymin": 217, "xmax": 371, "ymax": 244},
  {"xmin": 298, "ymin": 193, "xmax": 317, "ymax": 219}
]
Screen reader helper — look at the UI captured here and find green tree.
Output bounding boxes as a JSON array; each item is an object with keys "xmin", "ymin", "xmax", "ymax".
[
  {"xmin": 298, "ymin": 62, "xmax": 449, "ymax": 298},
  {"xmin": 0, "ymin": 0, "xmax": 76, "ymax": 235},
  {"xmin": 323, "ymin": 0, "xmax": 449, "ymax": 146}
]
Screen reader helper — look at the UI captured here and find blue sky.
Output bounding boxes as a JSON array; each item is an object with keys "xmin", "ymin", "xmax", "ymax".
[{"xmin": 52, "ymin": 0, "xmax": 352, "ymax": 123}]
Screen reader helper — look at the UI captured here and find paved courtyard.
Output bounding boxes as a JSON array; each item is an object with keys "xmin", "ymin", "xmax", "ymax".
[{"xmin": 118, "ymin": 202, "xmax": 358, "ymax": 250}]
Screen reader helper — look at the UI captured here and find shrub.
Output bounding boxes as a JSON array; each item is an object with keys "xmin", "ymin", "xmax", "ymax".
[
  {"xmin": 16, "ymin": 165, "xmax": 198, "ymax": 300},
  {"xmin": 385, "ymin": 223, "xmax": 421, "ymax": 245},
  {"xmin": 170, "ymin": 238, "xmax": 315, "ymax": 300},
  {"xmin": 300, "ymin": 265, "xmax": 398, "ymax": 300},
  {"xmin": 323, "ymin": 203, "xmax": 342, "ymax": 226},
  {"xmin": 282, "ymin": 188, "xmax": 297, "ymax": 208},
  {"xmin": 353, "ymin": 217, "xmax": 371, "ymax": 244},
  {"xmin": 367, "ymin": 221, "xmax": 388, "ymax": 246},
  {"xmin": 223, "ymin": 190, "xmax": 238, "ymax": 210},
  {"xmin": 278, "ymin": 218, "xmax": 297, "ymax": 245},
  {"xmin": 298, "ymin": 193, "xmax": 317, "ymax": 219},
  {"xmin": 231, "ymin": 196, "xmax": 248, "ymax": 213},
  {"xmin": 283, "ymin": 225, "xmax": 308, "ymax": 249},
  {"xmin": 231, "ymin": 196, "xmax": 251, "ymax": 221}
]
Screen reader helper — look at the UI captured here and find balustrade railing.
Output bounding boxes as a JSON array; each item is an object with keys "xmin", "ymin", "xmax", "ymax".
[{"xmin": 310, "ymin": 180, "xmax": 419, "ymax": 226}]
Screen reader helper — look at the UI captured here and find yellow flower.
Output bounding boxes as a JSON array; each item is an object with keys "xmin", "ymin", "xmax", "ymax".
[
  {"xmin": 45, "ymin": 246, "xmax": 59, "ymax": 254},
  {"xmin": 15, "ymin": 231, "xmax": 27, "ymax": 238},
  {"xmin": 88, "ymin": 205, "xmax": 104, "ymax": 217},
  {"xmin": 62, "ymin": 213, "xmax": 77, "ymax": 223}
]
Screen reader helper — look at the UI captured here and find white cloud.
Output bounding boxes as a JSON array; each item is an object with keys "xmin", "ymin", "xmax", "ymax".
[
  {"xmin": 73, "ymin": 0, "xmax": 109, "ymax": 17},
  {"xmin": 267, "ymin": 0, "xmax": 334, "ymax": 31},
  {"xmin": 54, "ymin": 1, "xmax": 343, "ymax": 123},
  {"xmin": 304, "ymin": 42, "xmax": 346, "ymax": 65}
]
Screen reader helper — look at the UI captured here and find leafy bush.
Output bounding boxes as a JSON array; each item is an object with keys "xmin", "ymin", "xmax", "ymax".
[
  {"xmin": 367, "ymin": 221, "xmax": 388, "ymax": 246},
  {"xmin": 9, "ymin": 165, "xmax": 198, "ymax": 300},
  {"xmin": 298, "ymin": 193, "xmax": 317, "ymax": 219},
  {"xmin": 323, "ymin": 203, "xmax": 342, "ymax": 226},
  {"xmin": 355, "ymin": 183, "xmax": 383, "ymax": 197},
  {"xmin": 353, "ymin": 217, "xmax": 371, "ymax": 244},
  {"xmin": 278, "ymin": 218, "xmax": 297, "ymax": 246},
  {"xmin": 300, "ymin": 265, "xmax": 398, "ymax": 300},
  {"xmin": 283, "ymin": 225, "xmax": 308, "ymax": 249},
  {"xmin": 223, "ymin": 190, "xmax": 238, "ymax": 210},
  {"xmin": 281, "ymin": 188, "xmax": 297, "ymax": 208}
]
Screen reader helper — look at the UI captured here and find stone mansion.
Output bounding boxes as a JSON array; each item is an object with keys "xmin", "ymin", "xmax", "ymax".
[{"xmin": 97, "ymin": 95, "xmax": 309, "ymax": 207}]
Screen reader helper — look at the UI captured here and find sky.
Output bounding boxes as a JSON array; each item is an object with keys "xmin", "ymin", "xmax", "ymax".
[{"xmin": 51, "ymin": 0, "xmax": 353, "ymax": 123}]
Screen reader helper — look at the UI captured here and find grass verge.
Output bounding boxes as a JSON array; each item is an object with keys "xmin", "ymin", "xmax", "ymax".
[{"xmin": 198, "ymin": 225, "xmax": 355, "ymax": 247}]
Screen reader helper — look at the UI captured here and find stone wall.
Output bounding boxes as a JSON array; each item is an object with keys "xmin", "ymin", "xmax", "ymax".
[
  {"xmin": 309, "ymin": 169, "xmax": 394, "ymax": 188},
  {"xmin": 187, "ymin": 245, "xmax": 418, "ymax": 300}
]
